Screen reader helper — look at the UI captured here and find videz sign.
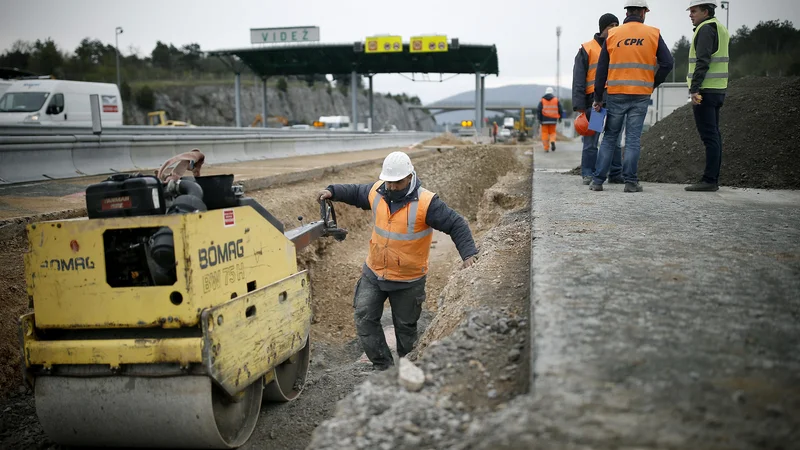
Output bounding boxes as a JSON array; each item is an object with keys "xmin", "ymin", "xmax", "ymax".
[{"xmin": 251, "ymin": 26, "xmax": 320, "ymax": 44}]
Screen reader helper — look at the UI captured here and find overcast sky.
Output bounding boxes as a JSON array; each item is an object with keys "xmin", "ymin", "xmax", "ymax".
[{"xmin": 1, "ymin": 0, "xmax": 798, "ymax": 103}]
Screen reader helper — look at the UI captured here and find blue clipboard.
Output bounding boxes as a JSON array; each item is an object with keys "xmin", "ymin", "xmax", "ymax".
[{"xmin": 588, "ymin": 108, "xmax": 607, "ymax": 133}]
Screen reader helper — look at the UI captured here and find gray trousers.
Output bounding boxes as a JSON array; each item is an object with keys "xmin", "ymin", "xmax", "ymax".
[{"xmin": 353, "ymin": 274, "xmax": 426, "ymax": 368}]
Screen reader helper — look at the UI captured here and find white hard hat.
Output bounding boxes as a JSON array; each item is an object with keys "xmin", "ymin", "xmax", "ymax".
[
  {"xmin": 379, "ymin": 151, "xmax": 414, "ymax": 182},
  {"xmin": 687, "ymin": 0, "xmax": 717, "ymax": 10},
  {"xmin": 545, "ymin": 87, "xmax": 554, "ymax": 95},
  {"xmin": 624, "ymin": 0, "xmax": 650, "ymax": 10}
]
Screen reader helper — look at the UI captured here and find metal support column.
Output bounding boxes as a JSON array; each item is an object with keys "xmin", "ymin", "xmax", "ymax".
[
  {"xmin": 261, "ymin": 77, "xmax": 268, "ymax": 128},
  {"xmin": 351, "ymin": 70, "xmax": 358, "ymax": 131},
  {"xmin": 368, "ymin": 75, "xmax": 374, "ymax": 133},
  {"xmin": 474, "ymin": 71, "xmax": 481, "ymax": 135},
  {"xmin": 234, "ymin": 72, "xmax": 241, "ymax": 128},
  {"xmin": 480, "ymin": 75, "xmax": 486, "ymax": 134}
]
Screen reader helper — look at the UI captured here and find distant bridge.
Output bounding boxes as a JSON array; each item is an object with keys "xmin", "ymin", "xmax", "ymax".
[{"xmin": 408, "ymin": 102, "xmax": 538, "ymax": 116}]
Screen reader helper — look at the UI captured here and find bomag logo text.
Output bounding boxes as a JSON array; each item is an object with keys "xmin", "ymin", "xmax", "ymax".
[
  {"xmin": 199, "ymin": 239, "xmax": 245, "ymax": 269},
  {"xmin": 618, "ymin": 38, "xmax": 646, "ymax": 47}
]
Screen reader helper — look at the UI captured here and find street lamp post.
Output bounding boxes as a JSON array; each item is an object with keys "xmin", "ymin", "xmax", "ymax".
[
  {"xmin": 115, "ymin": 27, "xmax": 124, "ymax": 89},
  {"xmin": 556, "ymin": 26, "xmax": 562, "ymax": 101},
  {"xmin": 720, "ymin": 1, "xmax": 730, "ymax": 29}
]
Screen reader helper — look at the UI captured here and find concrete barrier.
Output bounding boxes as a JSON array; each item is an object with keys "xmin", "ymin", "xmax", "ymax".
[{"xmin": 0, "ymin": 132, "xmax": 439, "ymax": 184}]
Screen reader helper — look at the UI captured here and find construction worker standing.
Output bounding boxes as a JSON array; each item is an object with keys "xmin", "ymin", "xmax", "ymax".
[
  {"xmin": 537, "ymin": 87, "xmax": 563, "ymax": 153},
  {"xmin": 317, "ymin": 152, "xmax": 478, "ymax": 371},
  {"xmin": 685, "ymin": 0, "xmax": 729, "ymax": 192},
  {"xmin": 573, "ymin": 13, "xmax": 625, "ymax": 185},
  {"xmin": 590, "ymin": 0, "xmax": 674, "ymax": 192}
]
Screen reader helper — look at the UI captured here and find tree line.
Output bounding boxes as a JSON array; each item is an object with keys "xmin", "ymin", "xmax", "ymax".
[
  {"xmin": 670, "ymin": 19, "xmax": 800, "ymax": 82},
  {"xmin": 0, "ymin": 38, "xmax": 423, "ymax": 109}
]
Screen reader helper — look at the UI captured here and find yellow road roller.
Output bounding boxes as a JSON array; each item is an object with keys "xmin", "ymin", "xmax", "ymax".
[{"xmin": 18, "ymin": 159, "xmax": 346, "ymax": 448}]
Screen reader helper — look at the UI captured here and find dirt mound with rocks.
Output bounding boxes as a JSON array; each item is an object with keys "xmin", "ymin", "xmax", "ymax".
[
  {"xmin": 638, "ymin": 76, "xmax": 800, "ymax": 189},
  {"xmin": 421, "ymin": 133, "xmax": 472, "ymax": 146}
]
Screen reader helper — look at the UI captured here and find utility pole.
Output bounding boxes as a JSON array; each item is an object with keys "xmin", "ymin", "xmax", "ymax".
[
  {"xmin": 556, "ymin": 26, "xmax": 562, "ymax": 100},
  {"xmin": 720, "ymin": 1, "xmax": 730, "ymax": 29},
  {"xmin": 115, "ymin": 27, "xmax": 124, "ymax": 89}
]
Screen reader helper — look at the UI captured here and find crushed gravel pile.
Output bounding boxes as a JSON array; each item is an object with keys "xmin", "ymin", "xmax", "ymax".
[{"xmin": 638, "ymin": 76, "xmax": 800, "ymax": 189}]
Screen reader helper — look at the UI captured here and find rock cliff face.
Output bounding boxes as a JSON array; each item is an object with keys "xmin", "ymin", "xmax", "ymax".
[{"xmin": 123, "ymin": 83, "xmax": 436, "ymax": 131}]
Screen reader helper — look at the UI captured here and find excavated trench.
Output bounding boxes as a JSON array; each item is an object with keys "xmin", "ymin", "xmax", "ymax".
[{"xmin": 0, "ymin": 144, "xmax": 532, "ymax": 450}]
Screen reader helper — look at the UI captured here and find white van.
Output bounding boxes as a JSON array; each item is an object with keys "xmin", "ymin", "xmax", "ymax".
[
  {"xmin": 0, "ymin": 79, "xmax": 123, "ymax": 127},
  {"xmin": 0, "ymin": 80, "xmax": 11, "ymax": 98}
]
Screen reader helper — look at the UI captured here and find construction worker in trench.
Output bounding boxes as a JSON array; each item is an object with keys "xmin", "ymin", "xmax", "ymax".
[
  {"xmin": 317, "ymin": 151, "xmax": 479, "ymax": 371},
  {"xmin": 536, "ymin": 87, "xmax": 564, "ymax": 153},
  {"xmin": 685, "ymin": 0, "xmax": 730, "ymax": 192},
  {"xmin": 590, "ymin": 0, "xmax": 674, "ymax": 192},
  {"xmin": 573, "ymin": 13, "xmax": 626, "ymax": 186}
]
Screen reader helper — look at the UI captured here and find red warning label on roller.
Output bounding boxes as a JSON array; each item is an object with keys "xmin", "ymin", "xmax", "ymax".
[
  {"xmin": 101, "ymin": 196, "xmax": 131, "ymax": 210},
  {"xmin": 223, "ymin": 209, "xmax": 235, "ymax": 227}
]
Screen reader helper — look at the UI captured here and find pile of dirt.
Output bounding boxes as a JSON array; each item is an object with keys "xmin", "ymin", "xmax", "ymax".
[
  {"xmin": 639, "ymin": 76, "xmax": 800, "ymax": 189},
  {"xmin": 421, "ymin": 133, "xmax": 471, "ymax": 146},
  {"xmin": 307, "ymin": 152, "xmax": 532, "ymax": 450}
]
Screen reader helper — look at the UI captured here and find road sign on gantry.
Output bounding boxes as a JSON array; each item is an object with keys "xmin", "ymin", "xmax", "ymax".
[
  {"xmin": 365, "ymin": 36, "xmax": 403, "ymax": 53},
  {"xmin": 410, "ymin": 35, "xmax": 448, "ymax": 53}
]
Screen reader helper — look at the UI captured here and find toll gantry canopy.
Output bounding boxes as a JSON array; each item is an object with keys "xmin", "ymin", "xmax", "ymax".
[
  {"xmin": 206, "ymin": 42, "xmax": 499, "ymax": 77},
  {"xmin": 206, "ymin": 41, "xmax": 499, "ymax": 131}
]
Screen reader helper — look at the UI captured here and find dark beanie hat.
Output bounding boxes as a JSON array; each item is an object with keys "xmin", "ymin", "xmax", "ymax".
[{"xmin": 599, "ymin": 13, "xmax": 620, "ymax": 33}]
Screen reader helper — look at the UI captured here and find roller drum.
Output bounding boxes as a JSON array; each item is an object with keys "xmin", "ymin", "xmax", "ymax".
[{"xmin": 35, "ymin": 375, "xmax": 262, "ymax": 449}]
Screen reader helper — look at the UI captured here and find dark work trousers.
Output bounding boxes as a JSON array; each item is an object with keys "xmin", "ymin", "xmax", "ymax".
[
  {"xmin": 692, "ymin": 93, "xmax": 725, "ymax": 185},
  {"xmin": 352, "ymin": 274, "xmax": 426, "ymax": 368}
]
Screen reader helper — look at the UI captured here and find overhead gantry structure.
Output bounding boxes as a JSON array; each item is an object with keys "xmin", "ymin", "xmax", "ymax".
[{"xmin": 207, "ymin": 40, "xmax": 499, "ymax": 133}]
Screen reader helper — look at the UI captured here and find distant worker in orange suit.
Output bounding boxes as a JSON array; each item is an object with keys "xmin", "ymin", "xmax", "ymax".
[{"xmin": 537, "ymin": 87, "xmax": 563, "ymax": 152}]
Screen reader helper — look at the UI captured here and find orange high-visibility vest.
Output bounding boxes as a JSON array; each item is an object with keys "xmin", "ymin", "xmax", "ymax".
[
  {"xmin": 366, "ymin": 181, "xmax": 435, "ymax": 282},
  {"xmin": 605, "ymin": 22, "xmax": 660, "ymax": 95},
  {"xmin": 582, "ymin": 39, "xmax": 602, "ymax": 95},
  {"xmin": 541, "ymin": 97, "xmax": 560, "ymax": 119}
]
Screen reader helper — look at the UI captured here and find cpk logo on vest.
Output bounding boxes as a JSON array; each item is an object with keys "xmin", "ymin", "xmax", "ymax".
[{"xmin": 618, "ymin": 38, "xmax": 646, "ymax": 47}]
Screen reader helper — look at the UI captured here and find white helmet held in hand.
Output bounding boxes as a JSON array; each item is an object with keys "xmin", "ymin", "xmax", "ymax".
[
  {"xmin": 624, "ymin": 0, "xmax": 650, "ymax": 10},
  {"xmin": 687, "ymin": 0, "xmax": 717, "ymax": 10},
  {"xmin": 380, "ymin": 151, "xmax": 414, "ymax": 182},
  {"xmin": 545, "ymin": 87, "xmax": 554, "ymax": 95}
]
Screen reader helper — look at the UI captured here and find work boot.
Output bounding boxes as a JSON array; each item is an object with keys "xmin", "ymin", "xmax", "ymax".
[
  {"xmin": 582, "ymin": 176, "xmax": 592, "ymax": 185},
  {"xmin": 685, "ymin": 182, "xmax": 719, "ymax": 192},
  {"xmin": 589, "ymin": 181, "xmax": 603, "ymax": 191},
  {"xmin": 551, "ymin": 142, "xmax": 556, "ymax": 151},
  {"xmin": 624, "ymin": 182, "xmax": 643, "ymax": 193},
  {"xmin": 609, "ymin": 176, "xmax": 625, "ymax": 184}
]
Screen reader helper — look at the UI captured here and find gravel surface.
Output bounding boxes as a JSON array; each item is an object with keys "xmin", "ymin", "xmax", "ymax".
[{"xmin": 461, "ymin": 171, "xmax": 800, "ymax": 449}]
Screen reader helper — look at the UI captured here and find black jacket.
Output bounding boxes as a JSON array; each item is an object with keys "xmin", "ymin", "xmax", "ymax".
[
  {"xmin": 691, "ymin": 17, "xmax": 725, "ymax": 94},
  {"xmin": 536, "ymin": 94, "xmax": 564, "ymax": 124},
  {"xmin": 325, "ymin": 178, "xmax": 478, "ymax": 262},
  {"xmin": 573, "ymin": 33, "xmax": 607, "ymax": 112},
  {"xmin": 594, "ymin": 15, "xmax": 675, "ymax": 103}
]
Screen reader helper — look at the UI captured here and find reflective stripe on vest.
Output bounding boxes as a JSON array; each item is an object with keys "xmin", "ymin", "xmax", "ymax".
[
  {"xmin": 366, "ymin": 181, "xmax": 435, "ymax": 282},
  {"xmin": 605, "ymin": 22, "xmax": 661, "ymax": 95},
  {"xmin": 542, "ymin": 97, "xmax": 560, "ymax": 119},
  {"xmin": 687, "ymin": 17, "xmax": 730, "ymax": 90},
  {"xmin": 582, "ymin": 39, "xmax": 602, "ymax": 95}
]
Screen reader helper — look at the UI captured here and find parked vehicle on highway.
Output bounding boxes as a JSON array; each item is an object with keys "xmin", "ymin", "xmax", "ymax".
[
  {"xmin": 0, "ymin": 79, "xmax": 123, "ymax": 126},
  {"xmin": 0, "ymin": 80, "xmax": 11, "ymax": 98}
]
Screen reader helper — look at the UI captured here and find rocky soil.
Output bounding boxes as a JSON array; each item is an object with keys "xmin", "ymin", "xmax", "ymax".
[
  {"xmin": 638, "ymin": 76, "xmax": 800, "ymax": 189},
  {"xmin": 124, "ymin": 82, "xmax": 437, "ymax": 131},
  {"xmin": 0, "ymin": 145, "xmax": 528, "ymax": 450}
]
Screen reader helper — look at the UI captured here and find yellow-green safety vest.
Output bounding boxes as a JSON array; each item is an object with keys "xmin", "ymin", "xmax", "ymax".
[{"xmin": 687, "ymin": 17, "xmax": 730, "ymax": 90}]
